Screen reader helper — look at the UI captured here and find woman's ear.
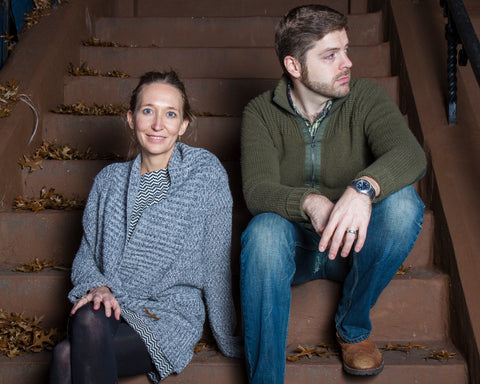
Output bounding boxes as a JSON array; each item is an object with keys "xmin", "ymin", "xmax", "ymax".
[
  {"xmin": 127, "ymin": 110, "xmax": 135, "ymax": 130},
  {"xmin": 284, "ymin": 55, "xmax": 302, "ymax": 79},
  {"xmin": 179, "ymin": 118, "xmax": 189, "ymax": 137}
]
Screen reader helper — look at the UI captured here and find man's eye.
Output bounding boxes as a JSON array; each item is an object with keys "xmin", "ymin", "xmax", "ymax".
[
  {"xmin": 167, "ymin": 111, "xmax": 176, "ymax": 118},
  {"xmin": 143, "ymin": 108, "xmax": 153, "ymax": 114}
]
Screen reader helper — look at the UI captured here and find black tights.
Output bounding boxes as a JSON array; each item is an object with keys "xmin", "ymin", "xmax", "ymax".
[{"xmin": 49, "ymin": 303, "xmax": 155, "ymax": 384}]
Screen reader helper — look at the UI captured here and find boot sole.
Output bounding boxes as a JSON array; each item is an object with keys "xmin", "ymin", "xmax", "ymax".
[{"xmin": 342, "ymin": 359, "xmax": 385, "ymax": 376}]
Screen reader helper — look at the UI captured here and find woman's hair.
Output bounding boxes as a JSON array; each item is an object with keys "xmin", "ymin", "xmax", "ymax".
[
  {"xmin": 129, "ymin": 70, "xmax": 195, "ymax": 123},
  {"xmin": 275, "ymin": 5, "xmax": 348, "ymax": 74}
]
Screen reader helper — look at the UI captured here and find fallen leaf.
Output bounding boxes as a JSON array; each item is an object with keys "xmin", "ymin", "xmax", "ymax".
[
  {"xmin": 382, "ymin": 342, "xmax": 428, "ymax": 353},
  {"xmin": 51, "ymin": 102, "xmax": 128, "ymax": 116},
  {"xmin": 18, "ymin": 155, "xmax": 43, "ymax": 173},
  {"xmin": 143, "ymin": 308, "xmax": 160, "ymax": 321},
  {"xmin": 396, "ymin": 264, "xmax": 412, "ymax": 275},
  {"xmin": 12, "ymin": 258, "xmax": 70, "ymax": 273},
  {"xmin": 0, "ymin": 309, "xmax": 58, "ymax": 357},
  {"xmin": 194, "ymin": 339, "xmax": 217, "ymax": 354},
  {"xmin": 425, "ymin": 350, "xmax": 456, "ymax": 361},
  {"xmin": 13, "ymin": 187, "xmax": 85, "ymax": 212}
]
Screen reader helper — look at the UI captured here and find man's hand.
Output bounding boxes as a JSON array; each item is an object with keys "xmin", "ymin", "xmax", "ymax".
[
  {"xmin": 302, "ymin": 194, "xmax": 335, "ymax": 234},
  {"xmin": 70, "ymin": 286, "xmax": 121, "ymax": 320},
  {"xmin": 319, "ymin": 187, "xmax": 372, "ymax": 260}
]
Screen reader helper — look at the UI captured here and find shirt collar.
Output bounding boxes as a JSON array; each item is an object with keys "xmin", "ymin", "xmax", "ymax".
[{"xmin": 286, "ymin": 81, "xmax": 332, "ymax": 125}]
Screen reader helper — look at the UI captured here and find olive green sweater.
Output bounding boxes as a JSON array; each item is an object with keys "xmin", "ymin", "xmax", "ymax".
[{"xmin": 241, "ymin": 76, "xmax": 426, "ymax": 223}]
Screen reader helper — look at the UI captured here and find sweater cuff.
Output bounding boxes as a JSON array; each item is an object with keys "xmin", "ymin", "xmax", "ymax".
[{"xmin": 285, "ymin": 188, "xmax": 320, "ymax": 222}]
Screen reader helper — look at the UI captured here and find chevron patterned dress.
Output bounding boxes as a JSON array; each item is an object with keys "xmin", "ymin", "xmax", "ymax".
[{"xmin": 125, "ymin": 167, "xmax": 174, "ymax": 380}]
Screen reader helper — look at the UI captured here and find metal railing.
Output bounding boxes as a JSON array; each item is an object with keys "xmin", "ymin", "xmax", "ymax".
[
  {"xmin": 440, "ymin": 0, "xmax": 480, "ymax": 124},
  {"xmin": 0, "ymin": 1, "xmax": 60, "ymax": 70}
]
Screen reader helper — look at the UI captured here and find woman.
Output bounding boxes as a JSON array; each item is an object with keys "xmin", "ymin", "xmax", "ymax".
[{"xmin": 49, "ymin": 71, "xmax": 242, "ymax": 383}]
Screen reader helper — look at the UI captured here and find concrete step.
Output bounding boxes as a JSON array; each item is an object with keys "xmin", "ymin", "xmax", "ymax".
[
  {"xmin": 19, "ymin": 159, "xmax": 246, "ymax": 210},
  {"xmin": 289, "ymin": 269, "xmax": 448, "ymax": 345},
  {"xmin": 20, "ymin": 160, "xmax": 109, "ymax": 200},
  {"xmin": 111, "ymin": 0, "xmax": 355, "ymax": 17},
  {"xmin": 95, "ymin": 12, "xmax": 383, "ymax": 48},
  {"xmin": 0, "ymin": 340, "xmax": 466, "ymax": 384},
  {"xmin": 62, "ymin": 76, "xmax": 399, "ymax": 113},
  {"xmin": 0, "ymin": 210, "xmax": 83, "ymax": 266},
  {"xmin": 0, "ymin": 263, "xmax": 445, "ymax": 344},
  {"xmin": 0, "ymin": 268, "xmax": 71, "ymax": 330},
  {"xmin": 0, "ymin": 182, "xmax": 434, "ymax": 267},
  {"xmin": 78, "ymin": 43, "xmax": 391, "ymax": 78},
  {"xmin": 42, "ymin": 115, "xmax": 241, "ymax": 161}
]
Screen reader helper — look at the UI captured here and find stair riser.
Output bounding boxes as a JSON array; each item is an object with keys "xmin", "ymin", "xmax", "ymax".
[
  {"xmin": 0, "ymin": 358, "xmax": 467, "ymax": 384},
  {"xmin": 283, "ymin": 363, "xmax": 467, "ymax": 384},
  {"xmin": 0, "ymin": 200, "xmax": 432, "ymax": 269},
  {"xmin": 21, "ymin": 160, "xmax": 109, "ymax": 200},
  {"xmin": 0, "ymin": 211, "xmax": 82, "ymax": 265},
  {"xmin": 78, "ymin": 44, "xmax": 391, "ymax": 79},
  {"xmin": 114, "ymin": 0, "xmax": 352, "ymax": 17},
  {"xmin": 289, "ymin": 272, "xmax": 449, "ymax": 345},
  {"xmin": 95, "ymin": 13, "xmax": 383, "ymax": 48},
  {"xmin": 42, "ymin": 115, "xmax": 241, "ymax": 161},
  {"xmin": 0, "ymin": 210, "xmax": 247, "ymax": 272},
  {"xmin": 0, "ymin": 269, "xmax": 448, "ymax": 344},
  {"xmin": 0, "ymin": 273, "xmax": 71, "ymax": 330},
  {"xmin": 0, "ymin": 362, "xmax": 50, "ymax": 384},
  {"xmin": 62, "ymin": 77, "xmax": 399, "ymax": 112},
  {"xmin": 20, "ymin": 160, "xmax": 246, "ymax": 208}
]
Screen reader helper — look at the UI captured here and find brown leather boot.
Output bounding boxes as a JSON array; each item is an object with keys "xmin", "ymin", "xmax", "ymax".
[{"xmin": 336, "ymin": 333, "xmax": 384, "ymax": 375}]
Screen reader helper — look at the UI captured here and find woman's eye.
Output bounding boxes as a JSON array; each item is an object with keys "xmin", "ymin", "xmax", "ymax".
[
  {"xmin": 143, "ymin": 108, "xmax": 153, "ymax": 115},
  {"xmin": 167, "ymin": 111, "xmax": 176, "ymax": 118}
]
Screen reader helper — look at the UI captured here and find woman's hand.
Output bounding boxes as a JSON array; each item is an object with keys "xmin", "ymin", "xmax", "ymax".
[{"xmin": 70, "ymin": 286, "xmax": 121, "ymax": 320}]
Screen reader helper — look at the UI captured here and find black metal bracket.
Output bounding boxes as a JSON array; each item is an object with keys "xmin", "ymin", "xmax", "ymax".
[{"xmin": 440, "ymin": 0, "xmax": 480, "ymax": 125}]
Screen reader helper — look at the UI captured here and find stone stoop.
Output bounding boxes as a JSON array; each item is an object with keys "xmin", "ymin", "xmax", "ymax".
[{"xmin": 0, "ymin": 0, "xmax": 468, "ymax": 383}]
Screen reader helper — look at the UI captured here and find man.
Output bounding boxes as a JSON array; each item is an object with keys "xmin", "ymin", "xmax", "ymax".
[{"xmin": 240, "ymin": 5, "xmax": 426, "ymax": 383}]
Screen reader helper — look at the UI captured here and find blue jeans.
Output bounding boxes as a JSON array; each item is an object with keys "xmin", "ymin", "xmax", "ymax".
[{"xmin": 240, "ymin": 186, "xmax": 424, "ymax": 383}]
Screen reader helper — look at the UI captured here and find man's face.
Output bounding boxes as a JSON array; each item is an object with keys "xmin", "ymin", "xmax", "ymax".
[{"xmin": 300, "ymin": 29, "xmax": 352, "ymax": 99}]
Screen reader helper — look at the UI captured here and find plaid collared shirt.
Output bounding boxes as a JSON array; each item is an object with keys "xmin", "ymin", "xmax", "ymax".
[{"xmin": 287, "ymin": 83, "xmax": 332, "ymax": 137}]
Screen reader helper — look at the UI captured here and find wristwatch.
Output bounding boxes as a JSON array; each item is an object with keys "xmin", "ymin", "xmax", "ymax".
[{"xmin": 350, "ymin": 179, "xmax": 376, "ymax": 201}]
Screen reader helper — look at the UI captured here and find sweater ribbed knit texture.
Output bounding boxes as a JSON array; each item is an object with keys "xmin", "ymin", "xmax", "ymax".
[
  {"xmin": 241, "ymin": 76, "xmax": 426, "ymax": 222},
  {"xmin": 68, "ymin": 143, "xmax": 242, "ymax": 379}
]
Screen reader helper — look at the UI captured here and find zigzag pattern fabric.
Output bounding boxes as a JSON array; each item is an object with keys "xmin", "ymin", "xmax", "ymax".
[
  {"xmin": 121, "ymin": 308, "xmax": 174, "ymax": 381},
  {"xmin": 128, "ymin": 168, "xmax": 170, "ymax": 242}
]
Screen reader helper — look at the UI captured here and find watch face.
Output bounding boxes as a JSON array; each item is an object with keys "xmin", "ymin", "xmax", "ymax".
[{"xmin": 356, "ymin": 179, "xmax": 370, "ymax": 191}]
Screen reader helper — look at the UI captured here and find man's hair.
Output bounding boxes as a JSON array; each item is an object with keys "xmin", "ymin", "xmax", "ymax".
[{"xmin": 275, "ymin": 5, "xmax": 348, "ymax": 74}]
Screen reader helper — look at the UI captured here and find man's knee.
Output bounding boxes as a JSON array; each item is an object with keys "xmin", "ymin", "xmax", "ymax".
[
  {"xmin": 241, "ymin": 212, "xmax": 296, "ymax": 273},
  {"xmin": 372, "ymin": 185, "xmax": 424, "ymax": 236}
]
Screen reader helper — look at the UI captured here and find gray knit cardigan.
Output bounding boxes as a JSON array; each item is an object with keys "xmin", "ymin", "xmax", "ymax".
[{"xmin": 68, "ymin": 143, "xmax": 242, "ymax": 378}]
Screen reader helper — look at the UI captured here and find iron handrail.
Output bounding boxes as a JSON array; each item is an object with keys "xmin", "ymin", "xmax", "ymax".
[{"xmin": 440, "ymin": 0, "xmax": 480, "ymax": 124}]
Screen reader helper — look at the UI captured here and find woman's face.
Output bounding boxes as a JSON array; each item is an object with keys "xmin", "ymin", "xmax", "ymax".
[{"xmin": 127, "ymin": 82, "xmax": 189, "ymax": 169}]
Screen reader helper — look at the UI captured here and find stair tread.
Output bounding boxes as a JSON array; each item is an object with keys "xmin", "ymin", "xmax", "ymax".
[
  {"xmin": 0, "ymin": 341, "xmax": 466, "ymax": 384},
  {"xmin": 78, "ymin": 44, "xmax": 391, "ymax": 78},
  {"xmin": 95, "ymin": 12, "xmax": 383, "ymax": 47}
]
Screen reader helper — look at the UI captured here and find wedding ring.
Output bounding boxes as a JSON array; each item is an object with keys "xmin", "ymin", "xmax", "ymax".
[{"xmin": 346, "ymin": 229, "xmax": 357, "ymax": 235}]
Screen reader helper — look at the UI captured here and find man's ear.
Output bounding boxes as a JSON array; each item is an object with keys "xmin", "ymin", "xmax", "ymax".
[{"xmin": 284, "ymin": 56, "xmax": 302, "ymax": 79}]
